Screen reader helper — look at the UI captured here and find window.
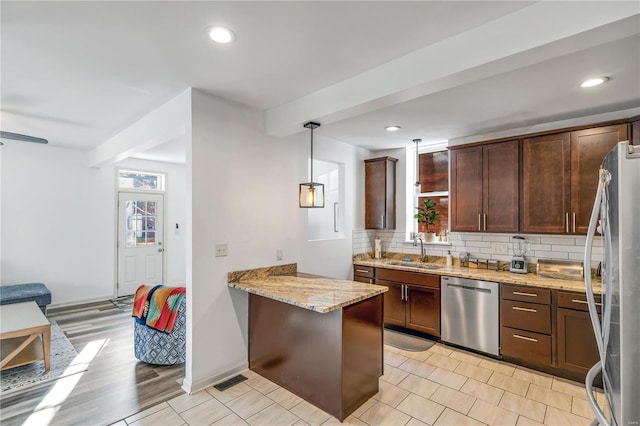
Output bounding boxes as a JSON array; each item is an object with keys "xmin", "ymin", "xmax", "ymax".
[
  {"xmin": 125, "ymin": 200, "xmax": 157, "ymax": 247},
  {"xmin": 118, "ymin": 170, "xmax": 165, "ymax": 191},
  {"xmin": 406, "ymin": 145, "xmax": 449, "ymax": 240}
]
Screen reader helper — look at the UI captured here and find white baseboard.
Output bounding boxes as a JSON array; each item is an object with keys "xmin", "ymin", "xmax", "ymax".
[
  {"xmin": 48, "ymin": 294, "xmax": 115, "ymax": 309},
  {"xmin": 182, "ymin": 360, "xmax": 249, "ymax": 394}
]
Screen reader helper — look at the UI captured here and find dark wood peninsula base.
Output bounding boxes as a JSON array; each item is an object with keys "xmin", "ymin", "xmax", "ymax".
[{"xmin": 248, "ymin": 293, "xmax": 383, "ymax": 421}]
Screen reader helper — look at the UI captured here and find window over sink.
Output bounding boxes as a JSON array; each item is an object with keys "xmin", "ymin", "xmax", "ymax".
[{"xmin": 405, "ymin": 145, "xmax": 449, "ymax": 241}]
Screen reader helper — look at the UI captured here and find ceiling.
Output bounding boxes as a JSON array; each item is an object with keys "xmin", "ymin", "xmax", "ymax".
[{"xmin": 1, "ymin": 1, "xmax": 639, "ymax": 161}]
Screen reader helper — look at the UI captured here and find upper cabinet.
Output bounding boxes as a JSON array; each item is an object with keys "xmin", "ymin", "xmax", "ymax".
[
  {"xmin": 419, "ymin": 151, "xmax": 448, "ymax": 193},
  {"xmin": 522, "ymin": 124, "xmax": 628, "ymax": 234},
  {"xmin": 631, "ymin": 117, "xmax": 639, "ymax": 146},
  {"xmin": 450, "ymin": 140, "xmax": 519, "ymax": 233},
  {"xmin": 365, "ymin": 157, "xmax": 397, "ymax": 230}
]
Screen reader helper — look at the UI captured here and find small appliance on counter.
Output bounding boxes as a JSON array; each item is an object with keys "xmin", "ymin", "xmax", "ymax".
[{"xmin": 509, "ymin": 235, "xmax": 529, "ymax": 274}]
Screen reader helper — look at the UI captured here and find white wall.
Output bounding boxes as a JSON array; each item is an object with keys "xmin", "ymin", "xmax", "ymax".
[
  {"xmin": 185, "ymin": 89, "xmax": 370, "ymax": 392},
  {"xmin": 294, "ymin": 132, "xmax": 370, "ymax": 280},
  {"xmin": 1, "ymin": 143, "xmax": 114, "ymax": 303},
  {"xmin": 0, "ymin": 143, "xmax": 187, "ymax": 305}
]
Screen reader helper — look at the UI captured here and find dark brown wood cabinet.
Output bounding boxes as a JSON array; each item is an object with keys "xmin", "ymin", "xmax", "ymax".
[
  {"xmin": 375, "ymin": 268, "xmax": 440, "ymax": 337},
  {"xmin": 631, "ymin": 117, "xmax": 639, "ymax": 146},
  {"xmin": 556, "ymin": 291, "xmax": 601, "ymax": 376},
  {"xmin": 450, "ymin": 140, "xmax": 519, "ymax": 233},
  {"xmin": 419, "ymin": 151, "xmax": 448, "ymax": 192},
  {"xmin": 522, "ymin": 124, "xmax": 628, "ymax": 234},
  {"xmin": 353, "ymin": 265, "xmax": 374, "ymax": 284},
  {"xmin": 365, "ymin": 157, "xmax": 397, "ymax": 229},
  {"xmin": 501, "ymin": 284, "xmax": 552, "ymax": 366}
]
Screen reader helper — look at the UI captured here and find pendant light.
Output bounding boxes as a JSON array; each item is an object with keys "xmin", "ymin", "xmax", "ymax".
[
  {"xmin": 299, "ymin": 121, "xmax": 324, "ymax": 208},
  {"xmin": 414, "ymin": 138, "xmax": 422, "ymax": 196}
]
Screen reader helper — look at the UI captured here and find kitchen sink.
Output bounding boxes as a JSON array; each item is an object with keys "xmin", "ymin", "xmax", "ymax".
[{"xmin": 386, "ymin": 261, "xmax": 442, "ymax": 270}]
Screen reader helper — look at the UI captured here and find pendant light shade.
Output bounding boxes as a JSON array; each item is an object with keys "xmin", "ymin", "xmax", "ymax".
[
  {"xmin": 299, "ymin": 121, "xmax": 325, "ymax": 208},
  {"xmin": 414, "ymin": 138, "xmax": 422, "ymax": 196}
]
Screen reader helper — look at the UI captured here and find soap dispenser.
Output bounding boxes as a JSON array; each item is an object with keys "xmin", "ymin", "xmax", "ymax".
[{"xmin": 446, "ymin": 250, "xmax": 453, "ymax": 266}]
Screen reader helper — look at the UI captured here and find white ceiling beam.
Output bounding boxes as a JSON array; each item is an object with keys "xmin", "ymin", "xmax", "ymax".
[
  {"xmin": 264, "ymin": 1, "xmax": 640, "ymax": 137},
  {"xmin": 88, "ymin": 89, "xmax": 191, "ymax": 168}
]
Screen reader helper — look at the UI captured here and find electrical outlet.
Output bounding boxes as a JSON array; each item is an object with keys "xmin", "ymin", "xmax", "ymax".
[
  {"xmin": 276, "ymin": 249, "xmax": 283, "ymax": 261},
  {"xmin": 494, "ymin": 243, "xmax": 508, "ymax": 255},
  {"xmin": 215, "ymin": 244, "xmax": 228, "ymax": 257}
]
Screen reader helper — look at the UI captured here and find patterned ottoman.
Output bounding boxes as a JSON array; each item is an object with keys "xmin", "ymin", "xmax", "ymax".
[{"xmin": 134, "ymin": 298, "xmax": 186, "ymax": 365}]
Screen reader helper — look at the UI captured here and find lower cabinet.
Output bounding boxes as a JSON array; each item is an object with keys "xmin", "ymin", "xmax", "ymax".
[
  {"xmin": 501, "ymin": 285, "xmax": 552, "ymax": 366},
  {"xmin": 353, "ymin": 265, "xmax": 374, "ymax": 284},
  {"xmin": 556, "ymin": 291, "xmax": 601, "ymax": 376},
  {"xmin": 500, "ymin": 284, "xmax": 601, "ymax": 381},
  {"xmin": 375, "ymin": 268, "xmax": 440, "ymax": 337}
]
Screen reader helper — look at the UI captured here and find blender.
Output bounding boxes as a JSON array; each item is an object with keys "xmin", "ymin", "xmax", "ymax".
[{"xmin": 510, "ymin": 235, "xmax": 530, "ymax": 274}]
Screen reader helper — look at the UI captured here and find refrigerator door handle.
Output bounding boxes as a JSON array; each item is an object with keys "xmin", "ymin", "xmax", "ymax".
[
  {"xmin": 585, "ymin": 362, "xmax": 610, "ymax": 426},
  {"xmin": 584, "ymin": 169, "xmax": 608, "ymax": 359}
]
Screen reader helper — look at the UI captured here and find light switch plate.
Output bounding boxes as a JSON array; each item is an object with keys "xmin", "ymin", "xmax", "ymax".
[
  {"xmin": 276, "ymin": 249, "xmax": 283, "ymax": 261},
  {"xmin": 215, "ymin": 244, "xmax": 228, "ymax": 257}
]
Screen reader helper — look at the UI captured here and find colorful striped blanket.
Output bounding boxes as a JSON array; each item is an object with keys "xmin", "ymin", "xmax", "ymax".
[{"xmin": 132, "ymin": 285, "xmax": 186, "ymax": 333}]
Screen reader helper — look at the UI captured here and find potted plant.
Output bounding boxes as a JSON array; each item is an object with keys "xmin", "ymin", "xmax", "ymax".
[{"xmin": 414, "ymin": 198, "xmax": 440, "ymax": 242}]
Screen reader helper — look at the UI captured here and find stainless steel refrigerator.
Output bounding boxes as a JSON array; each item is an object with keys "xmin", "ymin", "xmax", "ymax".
[{"xmin": 584, "ymin": 141, "xmax": 640, "ymax": 426}]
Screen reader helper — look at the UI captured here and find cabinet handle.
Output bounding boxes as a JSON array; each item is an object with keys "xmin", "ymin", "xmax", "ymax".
[
  {"xmin": 400, "ymin": 284, "xmax": 405, "ymax": 301},
  {"xmin": 483, "ymin": 214, "xmax": 487, "ymax": 231},
  {"xmin": 405, "ymin": 285, "xmax": 409, "ymax": 301},
  {"xmin": 369, "ymin": 279, "xmax": 373, "ymax": 284},
  {"xmin": 571, "ymin": 299, "xmax": 602, "ymax": 306},
  {"xmin": 355, "ymin": 269, "xmax": 370, "ymax": 274},
  {"xmin": 512, "ymin": 291, "xmax": 538, "ymax": 297},
  {"xmin": 572, "ymin": 212, "xmax": 576, "ymax": 233},
  {"xmin": 512, "ymin": 306, "xmax": 537, "ymax": 313},
  {"xmin": 566, "ymin": 213, "xmax": 570, "ymax": 233},
  {"xmin": 380, "ymin": 214, "xmax": 385, "ymax": 228},
  {"xmin": 513, "ymin": 334, "xmax": 538, "ymax": 343},
  {"xmin": 478, "ymin": 214, "xmax": 482, "ymax": 231}
]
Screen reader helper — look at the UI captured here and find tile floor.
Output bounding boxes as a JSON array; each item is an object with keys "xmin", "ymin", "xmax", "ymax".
[{"xmin": 112, "ymin": 343, "xmax": 605, "ymax": 426}]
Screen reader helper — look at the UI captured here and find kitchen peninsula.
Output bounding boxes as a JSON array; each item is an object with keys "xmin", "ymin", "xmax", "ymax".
[{"xmin": 228, "ymin": 265, "xmax": 388, "ymax": 421}]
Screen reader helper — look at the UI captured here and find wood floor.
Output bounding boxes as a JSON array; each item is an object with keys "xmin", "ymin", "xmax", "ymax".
[{"xmin": 0, "ymin": 298, "xmax": 185, "ymax": 426}]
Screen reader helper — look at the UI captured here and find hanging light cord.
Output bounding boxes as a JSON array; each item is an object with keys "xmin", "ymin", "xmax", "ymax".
[
  {"xmin": 310, "ymin": 125, "xmax": 314, "ymax": 187},
  {"xmin": 414, "ymin": 139, "xmax": 421, "ymax": 190}
]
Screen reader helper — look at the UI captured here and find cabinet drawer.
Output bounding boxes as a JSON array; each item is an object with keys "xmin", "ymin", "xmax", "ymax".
[
  {"xmin": 353, "ymin": 275, "xmax": 373, "ymax": 284},
  {"xmin": 353, "ymin": 265, "xmax": 374, "ymax": 279},
  {"xmin": 376, "ymin": 268, "xmax": 439, "ymax": 288},
  {"xmin": 502, "ymin": 284, "xmax": 550, "ymax": 304},
  {"xmin": 501, "ymin": 326, "xmax": 551, "ymax": 365},
  {"xmin": 557, "ymin": 291, "xmax": 602, "ymax": 313},
  {"xmin": 502, "ymin": 300, "xmax": 551, "ymax": 334}
]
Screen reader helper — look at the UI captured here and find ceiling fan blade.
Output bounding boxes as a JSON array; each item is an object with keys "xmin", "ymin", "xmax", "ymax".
[{"xmin": 0, "ymin": 131, "xmax": 48, "ymax": 144}]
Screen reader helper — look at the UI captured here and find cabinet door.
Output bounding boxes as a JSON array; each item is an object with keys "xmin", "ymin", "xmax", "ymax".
[
  {"xmin": 365, "ymin": 158, "xmax": 396, "ymax": 229},
  {"xmin": 406, "ymin": 286, "xmax": 440, "ymax": 336},
  {"xmin": 556, "ymin": 308, "xmax": 600, "ymax": 375},
  {"xmin": 570, "ymin": 125, "xmax": 628, "ymax": 234},
  {"xmin": 522, "ymin": 133, "xmax": 571, "ymax": 234},
  {"xmin": 376, "ymin": 279, "xmax": 405, "ymax": 327},
  {"xmin": 483, "ymin": 140, "xmax": 519, "ymax": 233},
  {"xmin": 632, "ymin": 119, "xmax": 640, "ymax": 146},
  {"xmin": 450, "ymin": 146, "xmax": 483, "ymax": 232},
  {"xmin": 419, "ymin": 151, "xmax": 448, "ymax": 192}
]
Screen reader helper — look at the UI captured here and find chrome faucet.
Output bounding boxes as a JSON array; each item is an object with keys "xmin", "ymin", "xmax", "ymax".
[{"xmin": 413, "ymin": 236, "xmax": 425, "ymax": 262}]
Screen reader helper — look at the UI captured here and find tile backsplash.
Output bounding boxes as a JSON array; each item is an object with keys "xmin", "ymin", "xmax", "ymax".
[{"xmin": 353, "ymin": 229, "xmax": 603, "ymax": 268}]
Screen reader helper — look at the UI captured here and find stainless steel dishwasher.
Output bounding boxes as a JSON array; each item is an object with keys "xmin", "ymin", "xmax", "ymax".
[{"xmin": 441, "ymin": 276, "xmax": 500, "ymax": 356}]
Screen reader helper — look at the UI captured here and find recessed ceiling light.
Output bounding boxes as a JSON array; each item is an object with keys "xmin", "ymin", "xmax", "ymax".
[
  {"xmin": 385, "ymin": 126, "xmax": 401, "ymax": 132},
  {"xmin": 580, "ymin": 77, "xmax": 609, "ymax": 88},
  {"xmin": 208, "ymin": 26, "xmax": 235, "ymax": 44}
]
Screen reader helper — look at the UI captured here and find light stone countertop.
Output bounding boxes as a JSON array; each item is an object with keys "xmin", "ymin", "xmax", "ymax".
[
  {"xmin": 229, "ymin": 275, "xmax": 388, "ymax": 313},
  {"xmin": 354, "ymin": 259, "xmax": 602, "ymax": 293}
]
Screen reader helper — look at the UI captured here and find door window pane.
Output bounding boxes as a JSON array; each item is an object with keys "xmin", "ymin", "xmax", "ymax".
[{"xmin": 125, "ymin": 199, "xmax": 159, "ymax": 247}]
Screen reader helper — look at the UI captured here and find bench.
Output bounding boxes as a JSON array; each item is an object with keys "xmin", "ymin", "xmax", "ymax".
[{"xmin": 0, "ymin": 283, "xmax": 52, "ymax": 314}]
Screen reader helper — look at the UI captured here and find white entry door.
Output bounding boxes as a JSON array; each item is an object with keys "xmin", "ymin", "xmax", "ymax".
[{"xmin": 117, "ymin": 192, "xmax": 164, "ymax": 296}]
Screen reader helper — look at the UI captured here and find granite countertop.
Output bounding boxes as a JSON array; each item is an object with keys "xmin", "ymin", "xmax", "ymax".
[
  {"xmin": 353, "ymin": 259, "xmax": 602, "ymax": 293},
  {"xmin": 229, "ymin": 275, "xmax": 388, "ymax": 313}
]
